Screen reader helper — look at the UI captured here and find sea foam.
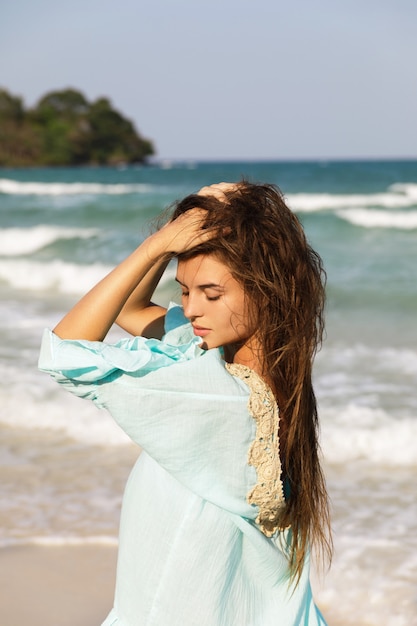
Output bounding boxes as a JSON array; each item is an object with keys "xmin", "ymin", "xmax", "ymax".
[
  {"xmin": 0, "ymin": 259, "xmax": 112, "ymax": 292},
  {"xmin": 321, "ymin": 404, "xmax": 417, "ymax": 466},
  {"xmin": 0, "ymin": 225, "xmax": 100, "ymax": 255},
  {"xmin": 0, "ymin": 257, "xmax": 177, "ymax": 295},
  {"xmin": 286, "ymin": 185, "xmax": 417, "ymax": 212},
  {"xmin": 0, "ymin": 362, "xmax": 131, "ymax": 446},
  {"xmin": 389, "ymin": 182, "xmax": 417, "ymax": 199},
  {"xmin": 336, "ymin": 208, "xmax": 417, "ymax": 229},
  {"xmin": 0, "ymin": 178, "xmax": 153, "ymax": 196}
]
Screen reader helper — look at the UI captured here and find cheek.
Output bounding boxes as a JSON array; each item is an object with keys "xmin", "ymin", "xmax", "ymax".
[
  {"xmin": 231, "ymin": 296, "xmax": 253, "ymax": 335},
  {"xmin": 226, "ymin": 307, "xmax": 251, "ymax": 337}
]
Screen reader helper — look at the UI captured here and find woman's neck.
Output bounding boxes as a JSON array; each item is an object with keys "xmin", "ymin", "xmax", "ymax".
[
  {"xmin": 224, "ymin": 337, "xmax": 263, "ymax": 377},
  {"xmin": 226, "ymin": 338, "xmax": 277, "ymax": 402}
]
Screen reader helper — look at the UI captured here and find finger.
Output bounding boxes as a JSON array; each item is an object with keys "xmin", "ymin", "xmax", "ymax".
[
  {"xmin": 196, "ymin": 185, "xmax": 225, "ymax": 199},
  {"xmin": 197, "ymin": 182, "xmax": 239, "ymax": 200},
  {"xmin": 169, "ymin": 207, "xmax": 207, "ymax": 225}
]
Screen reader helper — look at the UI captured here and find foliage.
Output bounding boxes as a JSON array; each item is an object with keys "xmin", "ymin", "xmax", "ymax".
[{"xmin": 0, "ymin": 87, "xmax": 154, "ymax": 166}]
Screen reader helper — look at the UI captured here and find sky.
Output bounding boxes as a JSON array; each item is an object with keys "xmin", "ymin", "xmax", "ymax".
[{"xmin": 1, "ymin": 0, "xmax": 416, "ymax": 161}]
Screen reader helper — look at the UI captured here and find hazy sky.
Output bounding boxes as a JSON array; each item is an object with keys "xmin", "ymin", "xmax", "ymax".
[{"xmin": 1, "ymin": 0, "xmax": 416, "ymax": 160}]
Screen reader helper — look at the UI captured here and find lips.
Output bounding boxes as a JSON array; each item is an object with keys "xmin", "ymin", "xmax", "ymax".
[{"xmin": 192, "ymin": 325, "xmax": 210, "ymax": 338}]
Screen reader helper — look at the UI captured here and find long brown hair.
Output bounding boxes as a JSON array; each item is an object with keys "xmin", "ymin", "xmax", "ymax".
[{"xmin": 171, "ymin": 181, "xmax": 332, "ymax": 581}]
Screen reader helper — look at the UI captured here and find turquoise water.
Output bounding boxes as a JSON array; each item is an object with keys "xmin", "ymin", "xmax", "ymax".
[{"xmin": 1, "ymin": 161, "xmax": 416, "ymax": 625}]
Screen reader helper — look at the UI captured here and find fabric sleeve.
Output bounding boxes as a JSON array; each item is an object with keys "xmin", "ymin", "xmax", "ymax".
[{"xmin": 38, "ymin": 305, "xmax": 258, "ymax": 520}]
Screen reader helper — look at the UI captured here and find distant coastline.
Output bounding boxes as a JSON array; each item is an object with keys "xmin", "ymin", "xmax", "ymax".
[{"xmin": 0, "ymin": 87, "xmax": 154, "ymax": 167}]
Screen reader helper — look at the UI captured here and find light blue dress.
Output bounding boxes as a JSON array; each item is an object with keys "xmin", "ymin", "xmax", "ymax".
[{"xmin": 38, "ymin": 304, "xmax": 327, "ymax": 626}]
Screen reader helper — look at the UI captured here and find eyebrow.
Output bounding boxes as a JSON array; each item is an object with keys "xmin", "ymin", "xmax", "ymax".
[{"xmin": 175, "ymin": 278, "xmax": 225, "ymax": 291}]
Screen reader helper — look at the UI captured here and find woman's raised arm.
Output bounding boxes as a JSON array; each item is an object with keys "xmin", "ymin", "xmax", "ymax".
[{"xmin": 53, "ymin": 208, "xmax": 213, "ymax": 341}]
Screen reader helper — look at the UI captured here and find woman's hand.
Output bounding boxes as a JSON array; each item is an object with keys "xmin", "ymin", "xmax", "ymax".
[
  {"xmin": 197, "ymin": 181, "xmax": 241, "ymax": 201},
  {"xmin": 147, "ymin": 207, "xmax": 215, "ymax": 258},
  {"xmin": 148, "ymin": 182, "xmax": 239, "ymax": 258}
]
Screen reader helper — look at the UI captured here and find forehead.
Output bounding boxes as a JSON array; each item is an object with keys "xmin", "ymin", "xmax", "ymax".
[{"xmin": 176, "ymin": 254, "xmax": 234, "ymax": 285}]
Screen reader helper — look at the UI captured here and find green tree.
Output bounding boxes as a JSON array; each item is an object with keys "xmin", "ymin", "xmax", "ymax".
[
  {"xmin": 0, "ymin": 89, "xmax": 25, "ymax": 122},
  {"xmin": 29, "ymin": 89, "xmax": 89, "ymax": 165},
  {"xmin": 87, "ymin": 97, "xmax": 153, "ymax": 164},
  {"xmin": 0, "ymin": 87, "xmax": 154, "ymax": 166},
  {"xmin": 33, "ymin": 89, "xmax": 89, "ymax": 121},
  {"xmin": 0, "ymin": 88, "xmax": 42, "ymax": 165}
]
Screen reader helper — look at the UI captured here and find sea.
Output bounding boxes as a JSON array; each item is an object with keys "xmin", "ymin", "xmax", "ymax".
[{"xmin": 0, "ymin": 160, "xmax": 416, "ymax": 625}]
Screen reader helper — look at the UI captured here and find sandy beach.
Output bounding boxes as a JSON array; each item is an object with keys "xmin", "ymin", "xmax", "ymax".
[{"xmin": 0, "ymin": 544, "xmax": 117, "ymax": 626}]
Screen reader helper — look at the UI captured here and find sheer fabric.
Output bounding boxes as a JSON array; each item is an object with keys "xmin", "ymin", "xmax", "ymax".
[{"xmin": 39, "ymin": 304, "xmax": 327, "ymax": 626}]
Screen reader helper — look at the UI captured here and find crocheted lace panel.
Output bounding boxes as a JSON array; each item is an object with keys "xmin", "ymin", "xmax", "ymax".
[{"xmin": 225, "ymin": 363, "xmax": 286, "ymax": 537}]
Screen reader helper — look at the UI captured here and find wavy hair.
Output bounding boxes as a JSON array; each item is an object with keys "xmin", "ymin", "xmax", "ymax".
[{"xmin": 171, "ymin": 181, "xmax": 332, "ymax": 581}]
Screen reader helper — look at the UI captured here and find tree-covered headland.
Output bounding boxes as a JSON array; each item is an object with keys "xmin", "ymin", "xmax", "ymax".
[{"xmin": 0, "ymin": 87, "xmax": 155, "ymax": 166}]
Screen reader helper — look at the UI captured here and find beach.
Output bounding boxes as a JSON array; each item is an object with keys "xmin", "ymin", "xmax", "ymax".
[
  {"xmin": 0, "ymin": 425, "xmax": 137, "ymax": 626},
  {"xmin": 0, "ymin": 544, "xmax": 117, "ymax": 626},
  {"xmin": 1, "ymin": 160, "xmax": 416, "ymax": 625}
]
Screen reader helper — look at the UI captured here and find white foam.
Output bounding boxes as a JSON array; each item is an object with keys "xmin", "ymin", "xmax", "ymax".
[
  {"xmin": 0, "ymin": 225, "xmax": 100, "ymax": 256},
  {"xmin": 0, "ymin": 256, "xmax": 178, "ymax": 297},
  {"xmin": 314, "ymin": 343, "xmax": 417, "ymax": 466},
  {"xmin": 0, "ymin": 178, "xmax": 153, "ymax": 196},
  {"xmin": 388, "ymin": 182, "xmax": 417, "ymax": 200},
  {"xmin": 286, "ymin": 190, "xmax": 417, "ymax": 212},
  {"xmin": 336, "ymin": 208, "xmax": 417, "ymax": 229},
  {"xmin": 313, "ymin": 462, "xmax": 417, "ymax": 626},
  {"xmin": 0, "ymin": 363, "xmax": 132, "ymax": 446},
  {"xmin": 0, "ymin": 258, "xmax": 112, "ymax": 292},
  {"xmin": 321, "ymin": 404, "xmax": 417, "ymax": 466},
  {"xmin": 314, "ymin": 533, "xmax": 416, "ymax": 626},
  {"xmin": 317, "ymin": 343, "xmax": 417, "ymax": 380}
]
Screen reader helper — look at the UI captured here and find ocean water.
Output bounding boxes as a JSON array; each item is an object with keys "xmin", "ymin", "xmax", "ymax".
[{"xmin": 0, "ymin": 161, "xmax": 416, "ymax": 625}]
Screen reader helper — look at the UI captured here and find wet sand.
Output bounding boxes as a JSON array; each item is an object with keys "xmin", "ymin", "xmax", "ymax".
[{"xmin": 0, "ymin": 544, "xmax": 117, "ymax": 626}]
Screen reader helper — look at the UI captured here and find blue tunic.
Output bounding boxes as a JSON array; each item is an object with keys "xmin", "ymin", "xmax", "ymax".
[{"xmin": 38, "ymin": 304, "xmax": 327, "ymax": 626}]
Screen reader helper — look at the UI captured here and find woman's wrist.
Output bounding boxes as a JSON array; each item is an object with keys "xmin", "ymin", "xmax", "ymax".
[{"xmin": 143, "ymin": 230, "xmax": 173, "ymax": 263}]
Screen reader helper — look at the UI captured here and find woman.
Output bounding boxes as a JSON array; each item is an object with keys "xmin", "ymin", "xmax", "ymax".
[{"xmin": 39, "ymin": 181, "xmax": 331, "ymax": 625}]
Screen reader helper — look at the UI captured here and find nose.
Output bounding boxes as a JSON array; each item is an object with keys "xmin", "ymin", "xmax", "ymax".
[{"xmin": 182, "ymin": 292, "xmax": 201, "ymax": 321}]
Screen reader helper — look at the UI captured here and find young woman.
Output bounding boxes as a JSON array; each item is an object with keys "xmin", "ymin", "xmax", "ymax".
[{"xmin": 39, "ymin": 181, "xmax": 331, "ymax": 625}]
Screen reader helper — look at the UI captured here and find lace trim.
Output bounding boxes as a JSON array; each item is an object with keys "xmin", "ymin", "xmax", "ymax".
[{"xmin": 226, "ymin": 362, "xmax": 286, "ymax": 537}]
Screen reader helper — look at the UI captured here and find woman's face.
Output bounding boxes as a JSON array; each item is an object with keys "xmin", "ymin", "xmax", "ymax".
[{"xmin": 176, "ymin": 254, "xmax": 252, "ymax": 350}]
